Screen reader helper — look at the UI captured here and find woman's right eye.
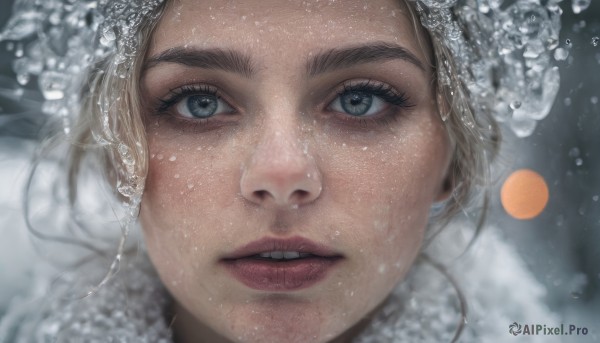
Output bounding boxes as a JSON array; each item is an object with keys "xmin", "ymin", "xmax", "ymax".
[
  {"xmin": 157, "ymin": 85, "xmax": 236, "ymax": 121},
  {"xmin": 175, "ymin": 94, "xmax": 234, "ymax": 119}
]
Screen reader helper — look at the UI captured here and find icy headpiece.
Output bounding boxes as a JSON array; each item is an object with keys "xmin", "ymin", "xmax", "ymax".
[
  {"xmin": 0, "ymin": 0, "xmax": 163, "ymax": 130},
  {"xmin": 1, "ymin": 0, "xmax": 165, "ymax": 219},
  {"xmin": 413, "ymin": 0, "xmax": 562, "ymax": 137}
]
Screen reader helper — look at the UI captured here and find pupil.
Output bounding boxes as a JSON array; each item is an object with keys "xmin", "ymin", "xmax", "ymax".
[
  {"xmin": 187, "ymin": 95, "xmax": 218, "ymax": 118},
  {"xmin": 350, "ymin": 95, "xmax": 363, "ymax": 106},
  {"xmin": 341, "ymin": 91, "xmax": 373, "ymax": 116}
]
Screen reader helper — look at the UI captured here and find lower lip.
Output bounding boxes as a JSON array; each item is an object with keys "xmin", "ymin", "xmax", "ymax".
[{"xmin": 222, "ymin": 257, "xmax": 341, "ymax": 291}]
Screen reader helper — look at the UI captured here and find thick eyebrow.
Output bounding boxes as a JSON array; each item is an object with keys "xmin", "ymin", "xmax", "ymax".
[
  {"xmin": 144, "ymin": 47, "xmax": 255, "ymax": 78},
  {"xmin": 306, "ymin": 43, "xmax": 426, "ymax": 76}
]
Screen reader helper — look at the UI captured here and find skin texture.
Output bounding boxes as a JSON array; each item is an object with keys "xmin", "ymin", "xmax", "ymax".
[{"xmin": 139, "ymin": 0, "xmax": 452, "ymax": 342}]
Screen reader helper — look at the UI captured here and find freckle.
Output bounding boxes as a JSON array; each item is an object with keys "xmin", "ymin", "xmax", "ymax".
[
  {"xmin": 169, "ymin": 155, "xmax": 177, "ymax": 161},
  {"xmin": 156, "ymin": 154, "xmax": 164, "ymax": 160}
]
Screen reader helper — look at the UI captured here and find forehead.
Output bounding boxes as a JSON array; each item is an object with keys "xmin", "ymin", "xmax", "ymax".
[{"xmin": 149, "ymin": 0, "xmax": 429, "ymax": 63}]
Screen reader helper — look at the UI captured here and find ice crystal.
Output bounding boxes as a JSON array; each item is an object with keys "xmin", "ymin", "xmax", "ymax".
[{"xmin": 413, "ymin": 0, "xmax": 563, "ymax": 137}]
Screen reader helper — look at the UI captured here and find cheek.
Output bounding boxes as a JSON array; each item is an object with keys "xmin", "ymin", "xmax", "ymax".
[
  {"xmin": 319, "ymin": 121, "xmax": 447, "ymax": 282},
  {"xmin": 139, "ymin": 132, "xmax": 241, "ymax": 280},
  {"xmin": 141, "ymin": 128, "xmax": 241, "ymax": 220}
]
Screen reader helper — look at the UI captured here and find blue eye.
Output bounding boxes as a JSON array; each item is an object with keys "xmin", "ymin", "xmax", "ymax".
[
  {"xmin": 331, "ymin": 90, "xmax": 387, "ymax": 117},
  {"xmin": 328, "ymin": 81, "xmax": 412, "ymax": 119},
  {"xmin": 176, "ymin": 94, "xmax": 233, "ymax": 119}
]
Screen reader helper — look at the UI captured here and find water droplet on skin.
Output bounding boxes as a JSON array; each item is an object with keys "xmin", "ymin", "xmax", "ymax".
[
  {"xmin": 592, "ymin": 37, "xmax": 599, "ymax": 47},
  {"xmin": 575, "ymin": 158, "xmax": 583, "ymax": 166},
  {"xmin": 335, "ymin": 230, "xmax": 340, "ymax": 236},
  {"xmin": 174, "ymin": 174, "xmax": 180, "ymax": 179},
  {"xmin": 592, "ymin": 195, "xmax": 599, "ymax": 202},
  {"xmin": 509, "ymin": 101, "xmax": 522, "ymax": 110},
  {"xmin": 169, "ymin": 155, "xmax": 177, "ymax": 161},
  {"xmin": 362, "ymin": 147, "xmax": 368, "ymax": 151},
  {"xmin": 156, "ymin": 154, "xmax": 164, "ymax": 160},
  {"xmin": 591, "ymin": 96, "xmax": 598, "ymax": 105}
]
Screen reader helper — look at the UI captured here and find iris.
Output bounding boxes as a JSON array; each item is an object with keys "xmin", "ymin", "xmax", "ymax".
[
  {"xmin": 340, "ymin": 91, "xmax": 373, "ymax": 116},
  {"xmin": 186, "ymin": 95, "xmax": 219, "ymax": 118}
]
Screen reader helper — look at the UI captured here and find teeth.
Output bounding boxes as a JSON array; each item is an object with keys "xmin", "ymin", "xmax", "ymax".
[
  {"xmin": 283, "ymin": 251, "xmax": 300, "ymax": 259},
  {"xmin": 257, "ymin": 251, "xmax": 307, "ymax": 260},
  {"xmin": 270, "ymin": 251, "xmax": 284, "ymax": 259}
]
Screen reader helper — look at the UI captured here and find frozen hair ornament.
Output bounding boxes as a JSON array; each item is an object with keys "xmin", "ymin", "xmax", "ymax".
[{"xmin": 412, "ymin": 0, "xmax": 562, "ymax": 138}]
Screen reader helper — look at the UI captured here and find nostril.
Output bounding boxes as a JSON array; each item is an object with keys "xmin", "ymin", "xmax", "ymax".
[
  {"xmin": 294, "ymin": 190, "xmax": 309, "ymax": 199},
  {"xmin": 251, "ymin": 189, "xmax": 312, "ymax": 205},
  {"xmin": 254, "ymin": 190, "xmax": 270, "ymax": 201}
]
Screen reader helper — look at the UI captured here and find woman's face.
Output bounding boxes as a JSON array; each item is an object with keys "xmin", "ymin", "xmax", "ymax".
[{"xmin": 139, "ymin": 0, "xmax": 451, "ymax": 341}]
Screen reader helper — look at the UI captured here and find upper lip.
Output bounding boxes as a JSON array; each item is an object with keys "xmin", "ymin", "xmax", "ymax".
[{"xmin": 222, "ymin": 236, "xmax": 343, "ymax": 260}]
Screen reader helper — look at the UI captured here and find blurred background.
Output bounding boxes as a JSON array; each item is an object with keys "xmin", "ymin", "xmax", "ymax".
[
  {"xmin": 487, "ymin": 0, "xmax": 600, "ymax": 335},
  {"xmin": 0, "ymin": 0, "xmax": 598, "ymax": 341}
]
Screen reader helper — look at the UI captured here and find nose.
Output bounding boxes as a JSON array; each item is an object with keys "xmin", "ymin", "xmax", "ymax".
[{"xmin": 240, "ymin": 126, "xmax": 322, "ymax": 208}]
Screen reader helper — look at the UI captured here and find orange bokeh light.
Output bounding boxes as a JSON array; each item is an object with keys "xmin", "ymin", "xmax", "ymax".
[{"xmin": 501, "ymin": 169, "xmax": 549, "ymax": 220}]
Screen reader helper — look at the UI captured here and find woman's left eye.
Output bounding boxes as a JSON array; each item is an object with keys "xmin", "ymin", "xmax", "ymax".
[
  {"xmin": 327, "ymin": 82, "xmax": 412, "ymax": 120},
  {"xmin": 329, "ymin": 91, "xmax": 387, "ymax": 117},
  {"xmin": 175, "ymin": 94, "xmax": 234, "ymax": 119}
]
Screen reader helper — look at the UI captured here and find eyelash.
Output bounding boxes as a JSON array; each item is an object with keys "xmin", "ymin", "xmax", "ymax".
[
  {"xmin": 154, "ymin": 81, "xmax": 414, "ymax": 128},
  {"xmin": 330, "ymin": 80, "xmax": 414, "ymax": 127},
  {"xmin": 157, "ymin": 84, "xmax": 224, "ymax": 113}
]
